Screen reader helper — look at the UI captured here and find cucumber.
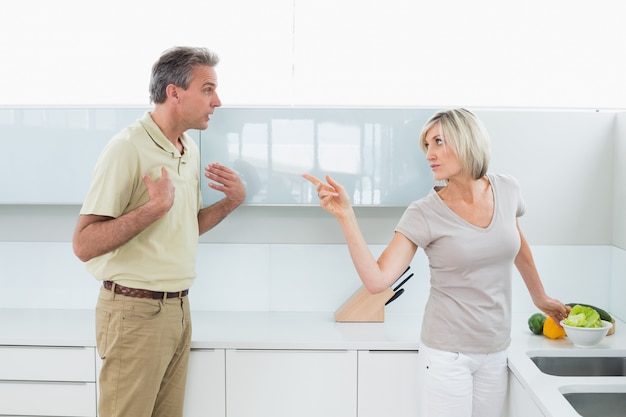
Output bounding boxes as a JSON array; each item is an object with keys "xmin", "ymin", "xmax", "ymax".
[{"xmin": 566, "ymin": 302, "xmax": 612, "ymax": 322}]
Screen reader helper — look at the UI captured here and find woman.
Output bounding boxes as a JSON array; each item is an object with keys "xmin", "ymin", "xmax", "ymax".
[{"xmin": 303, "ymin": 108, "xmax": 568, "ymax": 417}]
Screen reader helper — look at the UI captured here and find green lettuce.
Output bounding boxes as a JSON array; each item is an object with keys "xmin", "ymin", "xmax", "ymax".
[{"xmin": 563, "ymin": 305, "xmax": 601, "ymax": 328}]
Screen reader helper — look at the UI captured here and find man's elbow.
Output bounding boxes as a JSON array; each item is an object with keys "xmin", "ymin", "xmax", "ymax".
[{"xmin": 72, "ymin": 242, "xmax": 92, "ymax": 263}]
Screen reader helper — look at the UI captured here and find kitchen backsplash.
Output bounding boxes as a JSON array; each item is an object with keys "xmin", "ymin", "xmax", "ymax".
[{"xmin": 0, "ymin": 241, "xmax": 619, "ymax": 321}]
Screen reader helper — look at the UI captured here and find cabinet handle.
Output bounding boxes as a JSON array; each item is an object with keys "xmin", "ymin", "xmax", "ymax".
[
  {"xmin": 233, "ymin": 349, "xmax": 350, "ymax": 353},
  {"xmin": 0, "ymin": 380, "xmax": 91, "ymax": 386}
]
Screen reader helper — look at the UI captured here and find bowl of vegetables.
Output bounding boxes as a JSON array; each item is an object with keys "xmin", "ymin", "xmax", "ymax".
[{"xmin": 560, "ymin": 304, "xmax": 613, "ymax": 348}]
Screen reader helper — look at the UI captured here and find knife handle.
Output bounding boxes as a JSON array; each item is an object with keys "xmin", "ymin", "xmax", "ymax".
[
  {"xmin": 393, "ymin": 273, "xmax": 414, "ymax": 291},
  {"xmin": 385, "ymin": 288, "xmax": 405, "ymax": 305}
]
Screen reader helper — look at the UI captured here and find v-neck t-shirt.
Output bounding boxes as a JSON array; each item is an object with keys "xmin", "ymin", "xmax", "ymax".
[{"xmin": 395, "ymin": 173, "xmax": 525, "ymax": 353}]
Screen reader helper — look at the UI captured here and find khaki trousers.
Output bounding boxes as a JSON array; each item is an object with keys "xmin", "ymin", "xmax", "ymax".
[{"xmin": 95, "ymin": 286, "xmax": 192, "ymax": 417}]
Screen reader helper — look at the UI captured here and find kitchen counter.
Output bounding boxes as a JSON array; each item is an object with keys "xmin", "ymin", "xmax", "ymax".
[
  {"xmin": 0, "ymin": 308, "xmax": 422, "ymax": 350},
  {"xmin": 1, "ymin": 308, "xmax": 625, "ymax": 417},
  {"xmin": 507, "ymin": 315, "xmax": 626, "ymax": 417}
]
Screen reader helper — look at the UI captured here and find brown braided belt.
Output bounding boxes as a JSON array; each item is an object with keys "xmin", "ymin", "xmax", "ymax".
[{"xmin": 103, "ymin": 281, "xmax": 188, "ymax": 299}]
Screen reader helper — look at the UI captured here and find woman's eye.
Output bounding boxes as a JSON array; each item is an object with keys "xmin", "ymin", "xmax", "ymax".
[{"xmin": 436, "ymin": 138, "xmax": 443, "ymax": 145}]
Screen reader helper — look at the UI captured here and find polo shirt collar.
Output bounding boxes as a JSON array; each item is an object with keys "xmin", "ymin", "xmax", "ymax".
[{"xmin": 139, "ymin": 112, "xmax": 189, "ymax": 160}]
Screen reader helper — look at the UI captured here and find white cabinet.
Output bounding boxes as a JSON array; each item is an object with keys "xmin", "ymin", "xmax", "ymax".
[
  {"xmin": 184, "ymin": 349, "xmax": 226, "ymax": 417},
  {"xmin": 0, "ymin": 108, "xmax": 199, "ymax": 205},
  {"xmin": 0, "ymin": 346, "xmax": 97, "ymax": 417},
  {"xmin": 357, "ymin": 350, "xmax": 421, "ymax": 417},
  {"xmin": 507, "ymin": 370, "xmax": 545, "ymax": 417},
  {"xmin": 225, "ymin": 349, "xmax": 357, "ymax": 417}
]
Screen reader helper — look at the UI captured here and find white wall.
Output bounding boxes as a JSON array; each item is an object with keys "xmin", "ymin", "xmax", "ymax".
[
  {"xmin": 614, "ymin": 113, "xmax": 626, "ymax": 249},
  {"xmin": 610, "ymin": 113, "xmax": 626, "ymax": 321},
  {"xmin": 2, "ymin": 0, "xmax": 626, "ymax": 108}
]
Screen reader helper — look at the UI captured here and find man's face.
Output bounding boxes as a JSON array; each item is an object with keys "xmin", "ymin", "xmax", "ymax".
[{"xmin": 176, "ymin": 65, "xmax": 222, "ymax": 130}]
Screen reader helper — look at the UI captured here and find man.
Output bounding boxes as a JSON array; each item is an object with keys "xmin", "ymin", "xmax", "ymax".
[{"xmin": 73, "ymin": 46, "xmax": 245, "ymax": 417}]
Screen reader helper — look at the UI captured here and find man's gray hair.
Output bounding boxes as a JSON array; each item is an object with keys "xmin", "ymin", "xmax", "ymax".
[{"xmin": 149, "ymin": 46, "xmax": 220, "ymax": 104}]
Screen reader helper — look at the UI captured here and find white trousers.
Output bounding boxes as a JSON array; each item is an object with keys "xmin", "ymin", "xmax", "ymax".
[{"xmin": 418, "ymin": 344, "xmax": 508, "ymax": 417}]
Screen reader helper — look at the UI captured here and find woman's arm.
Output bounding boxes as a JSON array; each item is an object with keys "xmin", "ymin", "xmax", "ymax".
[
  {"xmin": 303, "ymin": 174, "xmax": 417, "ymax": 293},
  {"xmin": 514, "ymin": 219, "xmax": 569, "ymax": 323}
]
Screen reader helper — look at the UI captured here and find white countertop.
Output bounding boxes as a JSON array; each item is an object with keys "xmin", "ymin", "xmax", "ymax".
[
  {"xmin": 0, "ymin": 308, "xmax": 97, "ymax": 347},
  {"xmin": 507, "ymin": 315, "xmax": 626, "ymax": 417},
  {"xmin": 189, "ymin": 310, "xmax": 422, "ymax": 350},
  {"xmin": 1, "ymin": 308, "xmax": 624, "ymax": 417},
  {"xmin": 0, "ymin": 308, "xmax": 421, "ymax": 350}
]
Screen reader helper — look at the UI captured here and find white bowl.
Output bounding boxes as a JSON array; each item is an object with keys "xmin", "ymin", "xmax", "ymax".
[{"xmin": 559, "ymin": 320, "xmax": 613, "ymax": 348}]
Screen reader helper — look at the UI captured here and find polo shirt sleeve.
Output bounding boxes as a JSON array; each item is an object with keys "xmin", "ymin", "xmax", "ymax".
[{"xmin": 80, "ymin": 138, "xmax": 143, "ymax": 218}]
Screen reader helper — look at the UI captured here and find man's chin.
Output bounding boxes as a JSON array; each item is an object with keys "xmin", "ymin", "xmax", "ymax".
[{"xmin": 195, "ymin": 121, "xmax": 209, "ymax": 131}]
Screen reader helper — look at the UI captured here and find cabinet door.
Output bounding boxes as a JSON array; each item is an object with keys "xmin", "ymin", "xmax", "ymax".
[
  {"xmin": 184, "ymin": 349, "xmax": 226, "ymax": 417},
  {"xmin": 507, "ymin": 370, "xmax": 545, "ymax": 417},
  {"xmin": 357, "ymin": 350, "xmax": 420, "ymax": 417},
  {"xmin": 0, "ymin": 381, "xmax": 96, "ymax": 416},
  {"xmin": 0, "ymin": 346, "xmax": 96, "ymax": 381},
  {"xmin": 0, "ymin": 107, "xmax": 192, "ymax": 204},
  {"xmin": 0, "ymin": 346, "xmax": 97, "ymax": 416},
  {"xmin": 226, "ymin": 349, "xmax": 357, "ymax": 417}
]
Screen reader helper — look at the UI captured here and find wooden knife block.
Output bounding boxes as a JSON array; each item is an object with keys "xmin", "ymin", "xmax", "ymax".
[{"xmin": 334, "ymin": 286, "xmax": 395, "ymax": 322}]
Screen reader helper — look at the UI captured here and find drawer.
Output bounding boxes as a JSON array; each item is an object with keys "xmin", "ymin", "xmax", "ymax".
[
  {"xmin": 0, "ymin": 346, "xmax": 95, "ymax": 382},
  {"xmin": 226, "ymin": 349, "xmax": 357, "ymax": 417},
  {"xmin": 0, "ymin": 381, "xmax": 96, "ymax": 416}
]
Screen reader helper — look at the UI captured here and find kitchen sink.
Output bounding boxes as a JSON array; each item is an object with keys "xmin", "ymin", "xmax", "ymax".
[
  {"xmin": 530, "ymin": 356, "xmax": 626, "ymax": 377},
  {"xmin": 562, "ymin": 392, "xmax": 626, "ymax": 417}
]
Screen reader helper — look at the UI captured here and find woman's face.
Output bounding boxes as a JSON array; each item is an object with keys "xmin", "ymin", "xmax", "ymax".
[{"xmin": 423, "ymin": 123, "xmax": 462, "ymax": 181}]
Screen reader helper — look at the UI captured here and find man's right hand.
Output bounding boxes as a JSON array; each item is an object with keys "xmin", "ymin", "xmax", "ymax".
[{"xmin": 142, "ymin": 166, "xmax": 175, "ymax": 218}]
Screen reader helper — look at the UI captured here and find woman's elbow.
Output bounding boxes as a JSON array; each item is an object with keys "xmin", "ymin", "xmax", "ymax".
[{"xmin": 363, "ymin": 282, "xmax": 389, "ymax": 294}]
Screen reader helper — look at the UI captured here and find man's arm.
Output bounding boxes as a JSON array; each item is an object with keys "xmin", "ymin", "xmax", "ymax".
[{"xmin": 73, "ymin": 167, "xmax": 175, "ymax": 262}]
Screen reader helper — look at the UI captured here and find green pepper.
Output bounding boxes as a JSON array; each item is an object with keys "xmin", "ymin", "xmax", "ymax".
[{"xmin": 528, "ymin": 313, "xmax": 546, "ymax": 335}]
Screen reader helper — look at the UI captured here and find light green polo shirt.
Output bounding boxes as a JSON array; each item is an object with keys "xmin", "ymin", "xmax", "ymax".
[{"xmin": 81, "ymin": 112, "xmax": 202, "ymax": 292}]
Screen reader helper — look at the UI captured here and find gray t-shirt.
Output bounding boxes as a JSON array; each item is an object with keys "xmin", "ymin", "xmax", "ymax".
[{"xmin": 395, "ymin": 173, "xmax": 525, "ymax": 353}]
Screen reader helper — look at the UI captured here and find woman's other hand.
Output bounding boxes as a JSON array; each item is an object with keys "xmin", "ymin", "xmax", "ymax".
[{"xmin": 535, "ymin": 296, "xmax": 571, "ymax": 327}]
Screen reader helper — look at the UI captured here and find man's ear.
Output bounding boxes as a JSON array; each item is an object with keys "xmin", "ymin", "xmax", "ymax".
[{"xmin": 166, "ymin": 84, "xmax": 180, "ymax": 101}]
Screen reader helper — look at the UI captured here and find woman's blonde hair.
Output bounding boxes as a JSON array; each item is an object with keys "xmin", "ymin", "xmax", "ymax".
[{"xmin": 419, "ymin": 108, "xmax": 491, "ymax": 179}]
